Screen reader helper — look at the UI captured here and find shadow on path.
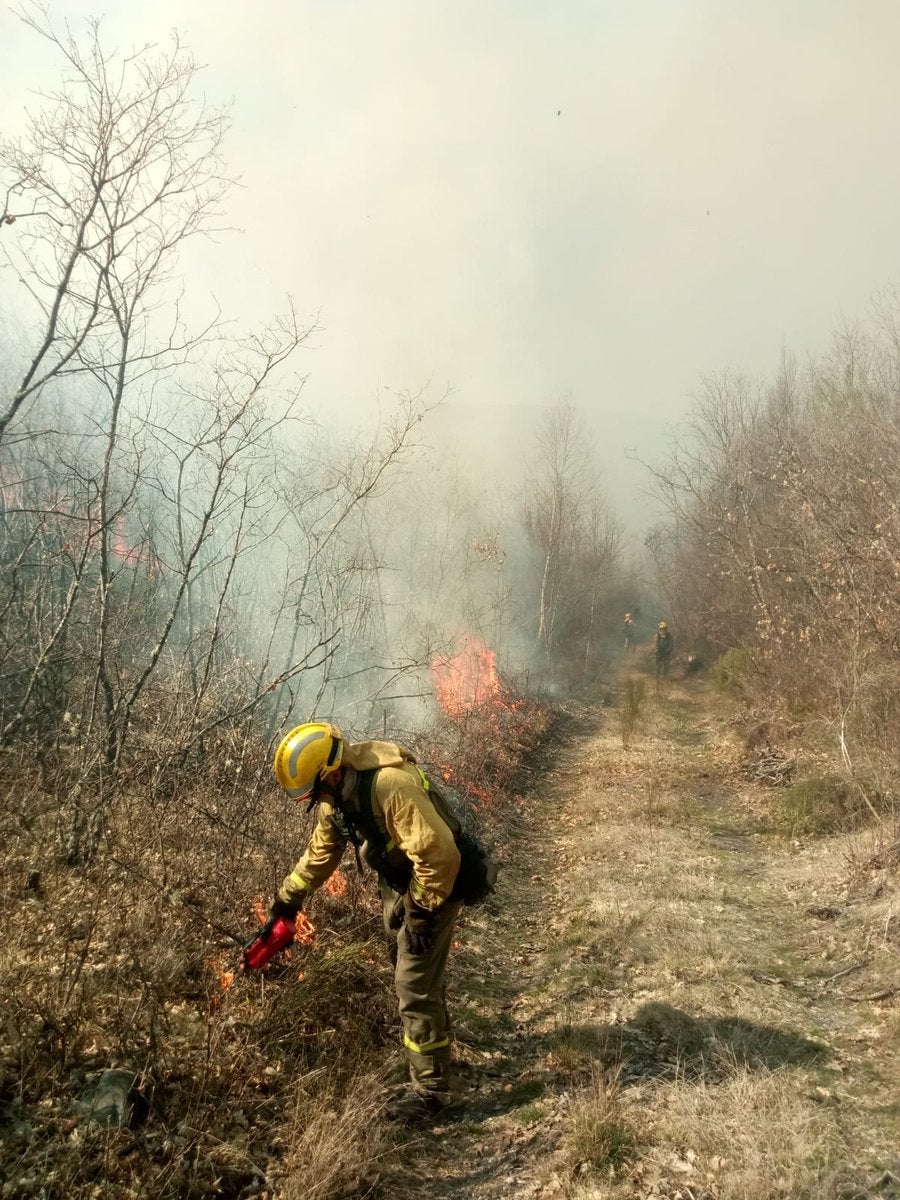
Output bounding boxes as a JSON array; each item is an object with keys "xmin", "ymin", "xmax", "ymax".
[
  {"xmin": 443, "ymin": 999, "xmax": 828, "ymax": 1134},
  {"xmin": 552, "ymin": 1000, "xmax": 828, "ymax": 1082}
]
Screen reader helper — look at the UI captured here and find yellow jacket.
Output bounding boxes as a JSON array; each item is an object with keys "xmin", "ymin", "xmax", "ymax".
[{"xmin": 277, "ymin": 740, "xmax": 461, "ymax": 911}]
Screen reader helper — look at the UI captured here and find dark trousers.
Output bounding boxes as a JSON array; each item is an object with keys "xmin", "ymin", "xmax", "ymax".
[{"xmin": 381, "ymin": 883, "xmax": 461, "ymax": 1094}]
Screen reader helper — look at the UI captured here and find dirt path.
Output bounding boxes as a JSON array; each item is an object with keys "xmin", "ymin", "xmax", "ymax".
[{"xmin": 396, "ymin": 665, "xmax": 900, "ymax": 1199}]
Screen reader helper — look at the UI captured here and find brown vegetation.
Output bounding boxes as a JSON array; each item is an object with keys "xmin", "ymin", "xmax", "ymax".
[
  {"xmin": 648, "ymin": 313, "xmax": 900, "ymax": 833},
  {"xmin": 0, "ymin": 686, "xmax": 552, "ymax": 1197},
  {"xmin": 0, "ymin": 12, "xmax": 575, "ymax": 1195},
  {"xmin": 389, "ymin": 673, "xmax": 900, "ymax": 1200}
]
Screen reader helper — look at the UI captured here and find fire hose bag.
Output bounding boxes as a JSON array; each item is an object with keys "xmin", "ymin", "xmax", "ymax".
[{"xmin": 450, "ymin": 831, "xmax": 498, "ymax": 906}]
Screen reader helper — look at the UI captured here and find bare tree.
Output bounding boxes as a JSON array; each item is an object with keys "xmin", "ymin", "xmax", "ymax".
[
  {"xmin": 522, "ymin": 395, "xmax": 622, "ymax": 679},
  {"xmin": 0, "ymin": 5, "xmax": 229, "ymax": 444},
  {"xmin": 0, "ymin": 12, "xmax": 336, "ymax": 861}
]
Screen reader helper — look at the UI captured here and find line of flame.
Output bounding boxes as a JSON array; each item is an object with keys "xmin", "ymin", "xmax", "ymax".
[{"xmin": 439, "ymin": 762, "xmax": 495, "ymax": 806}]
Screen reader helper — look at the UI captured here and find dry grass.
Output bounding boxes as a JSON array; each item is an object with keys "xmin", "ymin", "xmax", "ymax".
[
  {"xmin": 549, "ymin": 1017, "xmax": 614, "ymax": 1074},
  {"xmin": 539, "ymin": 689, "xmax": 896, "ymax": 1200},
  {"xmin": 278, "ymin": 1071, "xmax": 397, "ymax": 1200},
  {"xmin": 564, "ymin": 1066, "xmax": 641, "ymax": 1177},
  {"xmin": 645, "ymin": 1065, "xmax": 848, "ymax": 1199},
  {"xmin": 380, "ymin": 674, "xmax": 900, "ymax": 1199},
  {"xmin": 592, "ymin": 681, "xmax": 896, "ymax": 1192},
  {"xmin": 559, "ymin": 1056, "xmax": 852, "ymax": 1199}
]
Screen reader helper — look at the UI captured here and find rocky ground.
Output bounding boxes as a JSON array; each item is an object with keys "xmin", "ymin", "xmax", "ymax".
[{"xmin": 394, "ymin": 662, "xmax": 900, "ymax": 1199}]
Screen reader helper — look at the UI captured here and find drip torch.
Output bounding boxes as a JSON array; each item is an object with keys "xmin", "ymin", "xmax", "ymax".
[{"xmin": 241, "ymin": 916, "xmax": 296, "ymax": 972}]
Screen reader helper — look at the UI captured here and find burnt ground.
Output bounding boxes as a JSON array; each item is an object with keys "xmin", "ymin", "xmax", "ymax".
[{"xmin": 392, "ymin": 659, "xmax": 900, "ymax": 1200}]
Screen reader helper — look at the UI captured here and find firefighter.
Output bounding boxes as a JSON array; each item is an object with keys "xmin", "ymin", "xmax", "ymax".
[
  {"xmin": 655, "ymin": 621, "xmax": 674, "ymax": 679},
  {"xmin": 266, "ymin": 721, "xmax": 463, "ymax": 1119},
  {"xmin": 623, "ymin": 612, "xmax": 636, "ymax": 653}
]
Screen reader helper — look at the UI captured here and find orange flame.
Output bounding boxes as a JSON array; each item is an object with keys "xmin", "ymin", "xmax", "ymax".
[
  {"xmin": 324, "ymin": 871, "xmax": 348, "ymax": 897},
  {"xmin": 249, "ymin": 896, "xmax": 317, "ymax": 948},
  {"xmin": 113, "ymin": 513, "xmax": 142, "ymax": 565},
  {"xmin": 208, "ymin": 958, "xmax": 236, "ymax": 1005},
  {"xmin": 111, "ymin": 511, "xmax": 160, "ymax": 574},
  {"xmin": 294, "ymin": 910, "xmax": 317, "ymax": 945},
  {"xmin": 431, "ymin": 634, "xmax": 503, "ymax": 718}
]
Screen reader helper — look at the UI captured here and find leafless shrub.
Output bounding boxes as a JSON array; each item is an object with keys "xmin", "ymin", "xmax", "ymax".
[{"xmin": 620, "ymin": 676, "xmax": 646, "ymax": 748}]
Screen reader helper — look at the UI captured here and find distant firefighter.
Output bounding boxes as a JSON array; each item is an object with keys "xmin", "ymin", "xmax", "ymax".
[
  {"xmin": 655, "ymin": 621, "xmax": 674, "ymax": 679},
  {"xmin": 686, "ymin": 652, "xmax": 703, "ymax": 675},
  {"xmin": 623, "ymin": 611, "xmax": 636, "ymax": 653}
]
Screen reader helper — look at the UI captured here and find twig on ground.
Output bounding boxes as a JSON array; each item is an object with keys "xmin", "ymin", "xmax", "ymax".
[
  {"xmin": 750, "ymin": 971, "xmax": 804, "ymax": 988},
  {"xmin": 847, "ymin": 985, "xmax": 900, "ymax": 1003},
  {"xmin": 817, "ymin": 958, "xmax": 870, "ymax": 986},
  {"xmin": 750, "ymin": 958, "xmax": 870, "ymax": 992}
]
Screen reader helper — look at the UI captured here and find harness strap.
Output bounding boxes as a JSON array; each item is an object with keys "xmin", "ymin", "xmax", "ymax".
[{"xmin": 352, "ymin": 768, "xmax": 412, "ymax": 892}]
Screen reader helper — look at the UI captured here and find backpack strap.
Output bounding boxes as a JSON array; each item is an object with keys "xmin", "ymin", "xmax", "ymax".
[
  {"xmin": 312, "ymin": 793, "xmax": 364, "ymax": 875},
  {"xmin": 416, "ymin": 766, "xmax": 495, "ymax": 905},
  {"xmin": 354, "ymin": 768, "xmax": 379, "ymax": 842},
  {"xmin": 353, "ymin": 768, "xmax": 411, "ymax": 892}
]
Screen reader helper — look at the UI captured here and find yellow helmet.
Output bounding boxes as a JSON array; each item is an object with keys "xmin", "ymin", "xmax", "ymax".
[
  {"xmin": 274, "ymin": 721, "xmax": 343, "ymax": 799},
  {"xmin": 658, "ymin": 621, "xmax": 668, "ymax": 630},
  {"xmin": 624, "ymin": 612, "xmax": 633, "ymax": 620}
]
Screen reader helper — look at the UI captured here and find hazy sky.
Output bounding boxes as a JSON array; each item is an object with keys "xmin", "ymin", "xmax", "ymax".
[{"xmin": 3, "ymin": 1, "xmax": 900, "ymax": 532}]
